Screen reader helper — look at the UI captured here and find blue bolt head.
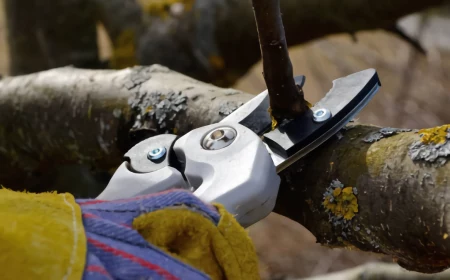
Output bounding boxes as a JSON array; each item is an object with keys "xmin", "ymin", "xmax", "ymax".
[{"xmin": 147, "ymin": 147, "xmax": 167, "ymax": 162}]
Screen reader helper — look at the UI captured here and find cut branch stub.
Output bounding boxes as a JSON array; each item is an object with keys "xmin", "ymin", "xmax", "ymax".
[{"xmin": 251, "ymin": 0, "xmax": 308, "ymax": 121}]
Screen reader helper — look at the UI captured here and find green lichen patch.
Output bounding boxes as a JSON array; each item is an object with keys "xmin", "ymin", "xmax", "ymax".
[
  {"xmin": 124, "ymin": 66, "xmax": 188, "ymax": 136},
  {"xmin": 363, "ymin": 127, "xmax": 412, "ymax": 143},
  {"xmin": 129, "ymin": 90, "xmax": 187, "ymax": 133},
  {"xmin": 409, "ymin": 124, "xmax": 450, "ymax": 166},
  {"xmin": 218, "ymin": 101, "xmax": 243, "ymax": 116}
]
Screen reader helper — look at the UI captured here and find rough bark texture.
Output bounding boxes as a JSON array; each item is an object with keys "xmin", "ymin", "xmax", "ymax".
[
  {"xmin": 0, "ymin": 65, "xmax": 249, "ymax": 194},
  {"xmin": 4, "ymin": 0, "xmax": 447, "ymax": 85},
  {"xmin": 274, "ymin": 125, "xmax": 450, "ymax": 273},
  {"xmin": 1, "ymin": 66, "xmax": 450, "ymax": 273},
  {"xmin": 251, "ymin": 0, "xmax": 307, "ymax": 120}
]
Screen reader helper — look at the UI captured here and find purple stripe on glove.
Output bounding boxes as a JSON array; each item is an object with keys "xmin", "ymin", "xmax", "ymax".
[{"xmin": 78, "ymin": 189, "xmax": 218, "ymax": 280}]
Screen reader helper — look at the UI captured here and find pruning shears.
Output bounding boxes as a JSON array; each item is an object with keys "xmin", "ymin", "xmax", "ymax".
[{"xmin": 97, "ymin": 69, "xmax": 381, "ymax": 228}]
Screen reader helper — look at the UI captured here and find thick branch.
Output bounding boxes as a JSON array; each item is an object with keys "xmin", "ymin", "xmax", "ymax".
[
  {"xmin": 1, "ymin": 67, "xmax": 450, "ymax": 273},
  {"xmin": 251, "ymin": 0, "xmax": 306, "ymax": 120},
  {"xmin": 0, "ymin": 65, "xmax": 249, "ymax": 192},
  {"xmin": 274, "ymin": 124, "xmax": 450, "ymax": 273}
]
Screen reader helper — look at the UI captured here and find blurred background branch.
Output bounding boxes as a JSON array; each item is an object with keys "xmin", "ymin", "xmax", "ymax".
[{"xmin": 2, "ymin": 0, "xmax": 448, "ymax": 86}]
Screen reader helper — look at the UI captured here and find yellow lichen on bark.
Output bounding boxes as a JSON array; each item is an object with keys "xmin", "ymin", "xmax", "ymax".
[
  {"xmin": 333, "ymin": 187, "xmax": 342, "ymax": 197},
  {"xmin": 305, "ymin": 100, "xmax": 312, "ymax": 108},
  {"xmin": 418, "ymin": 124, "xmax": 450, "ymax": 145},
  {"xmin": 111, "ymin": 30, "xmax": 138, "ymax": 69},
  {"xmin": 267, "ymin": 99, "xmax": 312, "ymax": 131},
  {"xmin": 138, "ymin": 0, "xmax": 194, "ymax": 18},
  {"xmin": 208, "ymin": 55, "xmax": 225, "ymax": 70},
  {"xmin": 323, "ymin": 186, "xmax": 359, "ymax": 220},
  {"xmin": 268, "ymin": 107, "xmax": 278, "ymax": 130}
]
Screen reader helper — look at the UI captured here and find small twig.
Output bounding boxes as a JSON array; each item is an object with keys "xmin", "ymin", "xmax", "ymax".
[{"xmin": 251, "ymin": 0, "xmax": 308, "ymax": 121}]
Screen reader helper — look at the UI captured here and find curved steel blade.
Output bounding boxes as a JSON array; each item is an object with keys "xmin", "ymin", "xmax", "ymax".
[
  {"xmin": 221, "ymin": 69, "xmax": 381, "ymax": 173},
  {"xmin": 220, "ymin": 90, "xmax": 272, "ymax": 135},
  {"xmin": 220, "ymin": 75, "xmax": 307, "ymax": 136},
  {"xmin": 264, "ymin": 69, "xmax": 381, "ymax": 173}
]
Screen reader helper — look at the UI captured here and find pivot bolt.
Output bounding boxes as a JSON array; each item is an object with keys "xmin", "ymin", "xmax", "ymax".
[
  {"xmin": 147, "ymin": 147, "xmax": 167, "ymax": 162},
  {"xmin": 313, "ymin": 108, "xmax": 331, "ymax": 123},
  {"xmin": 202, "ymin": 127, "xmax": 237, "ymax": 150}
]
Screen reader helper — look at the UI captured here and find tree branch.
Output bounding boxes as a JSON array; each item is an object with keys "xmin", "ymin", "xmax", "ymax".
[
  {"xmin": 251, "ymin": 0, "xmax": 307, "ymax": 120},
  {"xmin": 0, "ymin": 65, "xmax": 250, "ymax": 191},
  {"xmin": 5, "ymin": 0, "xmax": 100, "ymax": 75},
  {"xmin": 1, "ymin": 66, "xmax": 450, "ymax": 273},
  {"xmin": 274, "ymin": 124, "xmax": 450, "ymax": 273}
]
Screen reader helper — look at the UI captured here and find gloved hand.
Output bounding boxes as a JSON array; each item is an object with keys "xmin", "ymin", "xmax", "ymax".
[{"xmin": 0, "ymin": 188, "xmax": 260, "ymax": 280}]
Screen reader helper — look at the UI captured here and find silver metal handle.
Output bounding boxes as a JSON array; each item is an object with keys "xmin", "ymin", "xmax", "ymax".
[{"xmin": 173, "ymin": 122, "xmax": 281, "ymax": 227}]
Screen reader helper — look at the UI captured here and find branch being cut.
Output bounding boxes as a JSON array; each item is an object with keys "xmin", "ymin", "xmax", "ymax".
[
  {"xmin": 1, "ymin": 66, "xmax": 450, "ymax": 273},
  {"xmin": 251, "ymin": 0, "xmax": 307, "ymax": 120}
]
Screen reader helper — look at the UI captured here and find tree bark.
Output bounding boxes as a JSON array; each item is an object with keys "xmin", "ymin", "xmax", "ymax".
[
  {"xmin": 274, "ymin": 124, "xmax": 450, "ymax": 273},
  {"xmin": 0, "ymin": 65, "xmax": 249, "ymax": 192},
  {"xmin": 4, "ymin": 0, "xmax": 447, "ymax": 85},
  {"xmin": 1, "ymin": 66, "xmax": 450, "ymax": 273}
]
